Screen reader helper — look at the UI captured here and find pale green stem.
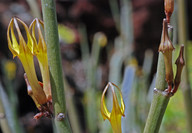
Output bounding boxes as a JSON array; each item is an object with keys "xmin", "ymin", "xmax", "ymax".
[
  {"xmin": 26, "ymin": 0, "xmax": 41, "ymax": 19},
  {"xmin": 41, "ymin": 0, "xmax": 72, "ymax": 132},
  {"xmin": 109, "ymin": 0, "xmax": 120, "ymax": 31}
]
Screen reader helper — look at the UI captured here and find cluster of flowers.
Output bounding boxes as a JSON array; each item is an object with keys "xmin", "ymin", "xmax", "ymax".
[{"xmin": 7, "ymin": 18, "xmax": 52, "ymax": 118}]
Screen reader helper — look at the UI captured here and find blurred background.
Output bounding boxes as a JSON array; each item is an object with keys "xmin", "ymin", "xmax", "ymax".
[{"xmin": 0, "ymin": 0, "xmax": 192, "ymax": 133}]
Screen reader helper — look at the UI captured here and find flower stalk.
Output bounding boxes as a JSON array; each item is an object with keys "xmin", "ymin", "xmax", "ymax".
[{"xmin": 41, "ymin": 0, "xmax": 72, "ymax": 132}]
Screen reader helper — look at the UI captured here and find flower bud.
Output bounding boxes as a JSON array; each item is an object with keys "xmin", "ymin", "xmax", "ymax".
[
  {"xmin": 164, "ymin": 0, "xmax": 174, "ymax": 23},
  {"xmin": 94, "ymin": 32, "xmax": 107, "ymax": 47},
  {"xmin": 159, "ymin": 19, "xmax": 174, "ymax": 87},
  {"xmin": 172, "ymin": 45, "xmax": 185, "ymax": 94}
]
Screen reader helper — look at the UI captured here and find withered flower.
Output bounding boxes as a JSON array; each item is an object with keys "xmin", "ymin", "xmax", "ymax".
[
  {"xmin": 164, "ymin": 0, "xmax": 174, "ymax": 23},
  {"xmin": 172, "ymin": 45, "xmax": 185, "ymax": 94},
  {"xmin": 159, "ymin": 19, "xmax": 175, "ymax": 92}
]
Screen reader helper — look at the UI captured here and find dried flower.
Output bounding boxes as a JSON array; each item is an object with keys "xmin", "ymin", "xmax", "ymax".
[
  {"xmin": 171, "ymin": 45, "xmax": 185, "ymax": 94},
  {"xmin": 164, "ymin": 0, "xmax": 174, "ymax": 23},
  {"xmin": 159, "ymin": 19, "xmax": 174, "ymax": 90},
  {"xmin": 101, "ymin": 82, "xmax": 125, "ymax": 133}
]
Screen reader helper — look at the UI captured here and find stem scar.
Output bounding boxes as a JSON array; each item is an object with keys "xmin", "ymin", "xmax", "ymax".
[{"xmin": 56, "ymin": 113, "xmax": 65, "ymax": 121}]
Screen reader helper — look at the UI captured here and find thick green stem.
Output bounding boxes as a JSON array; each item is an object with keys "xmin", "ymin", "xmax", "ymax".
[
  {"xmin": 41, "ymin": 0, "xmax": 72, "ymax": 132},
  {"xmin": 178, "ymin": 0, "xmax": 192, "ymax": 132},
  {"xmin": 143, "ymin": 89, "xmax": 170, "ymax": 133},
  {"xmin": 143, "ymin": 51, "xmax": 170, "ymax": 133},
  {"xmin": 143, "ymin": 18, "xmax": 177, "ymax": 132}
]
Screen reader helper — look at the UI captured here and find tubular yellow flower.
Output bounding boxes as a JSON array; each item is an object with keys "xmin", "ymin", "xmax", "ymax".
[
  {"xmin": 7, "ymin": 18, "xmax": 47, "ymax": 106},
  {"xmin": 29, "ymin": 19, "xmax": 51, "ymax": 100},
  {"xmin": 101, "ymin": 82, "xmax": 125, "ymax": 133}
]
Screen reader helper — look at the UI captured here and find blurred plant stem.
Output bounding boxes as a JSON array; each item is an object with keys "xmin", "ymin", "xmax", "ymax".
[
  {"xmin": 87, "ymin": 33, "xmax": 106, "ymax": 133},
  {"xmin": 41, "ymin": 0, "xmax": 72, "ymax": 132},
  {"xmin": 64, "ymin": 80, "xmax": 81, "ymax": 133},
  {"xmin": 1, "ymin": 60, "xmax": 24, "ymax": 133},
  {"xmin": 78, "ymin": 24, "xmax": 89, "ymax": 69},
  {"xmin": 0, "ymin": 87, "xmax": 11, "ymax": 133},
  {"xmin": 26, "ymin": 0, "xmax": 41, "ymax": 19},
  {"xmin": 109, "ymin": 0, "xmax": 120, "ymax": 31},
  {"xmin": 120, "ymin": 0, "xmax": 133, "ymax": 49},
  {"xmin": 177, "ymin": 0, "xmax": 192, "ymax": 132},
  {"xmin": 0, "ymin": 81, "xmax": 23, "ymax": 133}
]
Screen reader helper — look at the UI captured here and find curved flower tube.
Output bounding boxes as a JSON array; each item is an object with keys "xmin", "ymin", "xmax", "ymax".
[
  {"xmin": 101, "ymin": 82, "xmax": 125, "ymax": 133},
  {"xmin": 29, "ymin": 19, "xmax": 51, "ymax": 100},
  {"xmin": 7, "ymin": 18, "xmax": 47, "ymax": 106}
]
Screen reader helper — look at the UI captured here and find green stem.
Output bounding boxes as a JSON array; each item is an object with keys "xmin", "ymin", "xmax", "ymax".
[
  {"xmin": 143, "ymin": 22, "xmax": 176, "ymax": 131},
  {"xmin": 41, "ymin": 0, "xmax": 72, "ymax": 132},
  {"xmin": 120, "ymin": 0, "xmax": 133, "ymax": 48},
  {"xmin": 64, "ymin": 80, "xmax": 81, "ymax": 133},
  {"xmin": 143, "ymin": 89, "xmax": 170, "ymax": 133},
  {"xmin": 144, "ymin": 19, "xmax": 176, "ymax": 132},
  {"xmin": 178, "ymin": 0, "xmax": 192, "ymax": 132},
  {"xmin": 155, "ymin": 53, "xmax": 166, "ymax": 91},
  {"xmin": 109, "ymin": 0, "xmax": 120, "ymax": 32}
]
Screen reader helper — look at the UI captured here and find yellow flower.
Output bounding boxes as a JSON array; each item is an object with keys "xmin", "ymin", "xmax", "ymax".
[
  {"xmin": 29, "ymin": 19, "xmax": 51, "ymax": 100},
  {"xmin": 7, "ymin": 18, "xmax": 47, "ymax": 106},
  {"xmin": 101, "ymin": 82, "xmax": 125, "ymax": 133}
]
